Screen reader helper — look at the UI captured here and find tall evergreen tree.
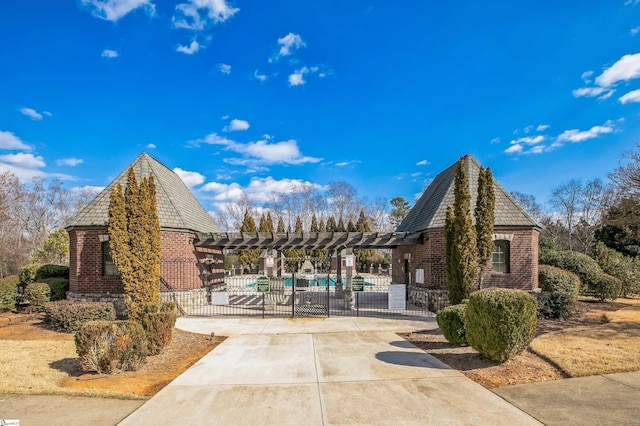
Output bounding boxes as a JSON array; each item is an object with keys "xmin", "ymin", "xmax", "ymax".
[
  {"xmin": 310, "ymin": 214, "xmax": 319, "ymax": 232},
  {"xmin": 326, "ymin": 216, "xmax": 337, "ymax": 231},
  {"xmin": 264, "ymin": 212, "xmax": 274, "ymax": 233},
  {"xmin": 277, "ymin": 216, "xmax": 285, "ymax": 233},
  {"xmin": 337, "ymin": 216, "xmax": 346, "ymax": 232},
  {"xmin": 258, "ymin": 212, "xmax": 267, "ymax": 232},
  {"xmin": 355, "ymin": 210, "xmax": 374, "ymax": 270},
  {"xmin": 238, "ymin": 209, "xmax": 260, "ymax": 268},
  {"xmin": 319, "ymin": 217, "xmax": 326, "ymax": 232},
  {"xmin": 474, "ymin": 166, "xmax": 495, "ymax": 289},
  {"xmin": 446, "ymin": 157, "xmax": 478, "ymax": 304},
  {"xmin": 108, "ymin": 168, "xmax": 160, "ymax": 320},
  {"xmin": 347, "ymin": 219, "xmax": 357, "ymax": 232}
]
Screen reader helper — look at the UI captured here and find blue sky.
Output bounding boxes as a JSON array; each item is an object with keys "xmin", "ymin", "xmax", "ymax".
[{"xmin": 2, "ymin": 1, "xmax": 640, "ymax": 215}]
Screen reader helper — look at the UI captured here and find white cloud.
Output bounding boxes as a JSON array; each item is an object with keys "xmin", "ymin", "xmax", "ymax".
[
  {"xmin": 288, "ymin": 70, "xmax": 306, "ymax": 86},
  {"xmin": 81, "ymin": 0, "xmax": 155, "ymax": 21},
  {"xmin": 555, "ymin": 121, "xmax": 615, "ymax": 144},
  {"xmin": 490, "ymin": 137, "xmax": 501, "ymax": 144},
  {"xmin": 625, "ymin": 0, "xmax": 640, "ymax": 5},
  {"xmin": 411, "ymin": 172, "xmax": 422, "ymax": 178},
  {"xmin": 202, "ymin": 176, "xmax": 322, "ymax": 206},
  {"xmin": 43, "ymin": 111, "xmax": 52, "ymax": 117},
  {"xmin": 536, "ymin": 124, "xmax": 550, "ymax": 132},
  {"xmin": 20, "ymin": 108, "xmax": 43, "ymax": 120},
  {"xmin": 177, "ymin": 40, "xmax": 201, "ymax": 54},
  {"xmin": 173, "ymin": 167, "xmax": 206, "ymax": 188},
  {"xmin": 619, "ymin": 89, "xmax": 640, "ymax": 104},
  {"xmin": 56, "ymin": 158, "xmax": 84, "ymax": 167},
  {"xmin": 0, "ymin": 131, "xmax": 31, "ymax": 150},
  {"xmin": 595, "ymin": 53, "xmax": 640, "ymax": 87},
  {"xmin": 193, "ymin": 133, "xmax": 322, "ymax": 166},
  {"xmin": 101, "ymin": 49, "xmax": 119, "ymax": 58},
  {"xmin": 336, "ymin": 161, "xmax": 350, "ymax": 167},
  {"xmin": 572, "ymin": 87, "xmax": 609, "ymax": 98},
  {"xmin": 253, "ymin": 70, "xmax": 267, "ymax": 82},
  {"xmin": 276, "ymin": 33, "xmax": 305, "ymax": 59},
  {"xmin": 510, "ymin": 135, "xmax": 546, "ymax": 146},
  {"xmin": 416, "ymin": 160, "xmax": 429, "ymax": 166},
  {"xmin": 223, "ymin": 119, "xmax": 250, "ymax": 132},
  {"xmin": 0, "ymin": 153, "xmax": 46, "ymax": 169},
  {"xmin": 218, "ymin": 63, "xmax": 231, "ymax": 74},
  {"xmin": 147, "ymin": 143, "xmax": 157, "ymax": 149},
  {"xmin": 504, "ymin": 144, "xmax": 523, "ymax": 154},
  {"xmin": 172, "ymin": 0, "xmax": 239, "ymax": 30},
  {"xmin": 581, "ymin": 70, "xmax": 594, "ymax": 83},
  {"xmin": 631, "ymin": 27, "xmax": 640, "ymax": 36}
]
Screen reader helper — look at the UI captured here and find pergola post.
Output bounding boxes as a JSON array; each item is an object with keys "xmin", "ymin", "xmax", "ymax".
[
  {"xmin": 335, "ymin": 248, "xmax": 343, "ymax": 299},
  {"xmin": 344, "ymin": 247, "xmax": 355, "ymax": 310}
]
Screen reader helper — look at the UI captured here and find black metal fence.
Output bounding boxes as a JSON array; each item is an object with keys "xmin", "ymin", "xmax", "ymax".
[{"xmin": 164, "ymin": 273, "xmax": 431, "ymax": 319}]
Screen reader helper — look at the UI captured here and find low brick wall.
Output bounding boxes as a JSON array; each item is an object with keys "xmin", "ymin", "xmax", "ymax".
[
  {"xmin": 161, "ymin": 288, "xmax": 209, "ymax": 310},
  {"xmin": 408, "ymin": 286, "xmax": 449, "ymax": 313}
]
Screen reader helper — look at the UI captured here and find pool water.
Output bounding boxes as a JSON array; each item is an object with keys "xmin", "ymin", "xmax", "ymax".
[{"xmin": 247, "ymin": 277, "xmax": 374, "ymax": 288}]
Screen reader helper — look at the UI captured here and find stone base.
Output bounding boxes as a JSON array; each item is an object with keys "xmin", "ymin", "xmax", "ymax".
[
  {"xmin": 408, "ymin": 286, "xmax": 449, "ymax": 313},
  {"xmin": 67, "ymin": 292, "xmax": 127, "ymax": 318}
]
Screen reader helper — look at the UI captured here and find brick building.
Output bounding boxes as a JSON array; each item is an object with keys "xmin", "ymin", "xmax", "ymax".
[
  {"xmin": 65, "ymin": 153, "xmax": 223, "ymax": 313},
  {"xmin": 392, "ymin": 154, "xmax": 541, "ymax": 305}
]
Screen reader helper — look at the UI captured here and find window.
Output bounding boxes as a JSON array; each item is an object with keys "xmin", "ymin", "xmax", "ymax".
[
  {"xmin": 102, "ymin": 241, "xmax": 118, "ymax": 276},
  {"xmin": 492, "ymin": 240, "xmax": 510, "ymax": 273}
]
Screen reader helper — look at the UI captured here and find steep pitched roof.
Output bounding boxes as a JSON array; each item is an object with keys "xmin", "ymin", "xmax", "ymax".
[
  {"xmin": 397, "ymin": 154, "xmax": 540, "ymax": 232},
  {"xmin": 66, "ymin": 153, "xmax": 219, "ymax": 233}
]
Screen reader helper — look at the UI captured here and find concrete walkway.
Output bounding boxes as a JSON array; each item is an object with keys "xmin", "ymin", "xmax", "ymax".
[
  {"xmin": 120, "ymin": 317, "xmax": 540, "ymax": 425},
  {"xmin": 493, "ymin": 371, "xmax": 640, "ymax": 426}
]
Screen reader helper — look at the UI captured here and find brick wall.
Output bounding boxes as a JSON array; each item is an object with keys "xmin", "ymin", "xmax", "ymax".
[
  {"xmin": 68, "ymin": 227, "xmax": 224, "ymax": 294},
  {"xmin": 392, "ymin": 227, "xmax": 539, "ymax": 291}
]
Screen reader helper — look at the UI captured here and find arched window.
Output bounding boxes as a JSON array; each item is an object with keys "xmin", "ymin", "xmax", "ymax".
[{"xmin": 492, "ymin": 240, "xmax": 510, "ymax": 273}]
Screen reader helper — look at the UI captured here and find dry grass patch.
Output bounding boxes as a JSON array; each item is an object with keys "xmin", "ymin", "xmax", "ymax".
[{"xmin": 0, "ymin": 312, "xmax": 224, "ymax": 399}]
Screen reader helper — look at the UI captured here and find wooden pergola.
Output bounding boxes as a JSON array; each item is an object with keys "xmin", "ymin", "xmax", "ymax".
[{"xmin": 194, "ymin": 231, "xmax": 424, "ymax": 250}]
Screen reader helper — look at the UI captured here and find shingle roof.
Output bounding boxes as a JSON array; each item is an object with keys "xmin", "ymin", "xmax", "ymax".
[
  {"xmin": 396, "ymin": 154, "xmax": 540, "ymax": 232},
  {"xmin": 66, "ymin": 153, "xmax": 219, "ymax": 233}
]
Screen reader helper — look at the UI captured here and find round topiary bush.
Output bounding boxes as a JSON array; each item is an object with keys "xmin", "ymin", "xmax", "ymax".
[
  {"xmin": 539, "ymin": 250, "xmax": 603, "ymax": 292},
  {"xmin": 24, "ymin": 282, "xmax": 51, "ymax": 312},
  {"xmin": 538, "ymin": 265, "xmax": 580, "ymax": 300},
  {"xmin": 536, "ymin": 291, "xmax": 575, "ymax": 320},
  {"xmin": 590, "ymin": 273, "xmax": 622, "ymax": 301},
  {"xmin": 436, "ymin": 304, "xmax": 467, "ymax": 346},
  {"xmin": 465, "ymin": 288, "xmax": 538, "ymax": 363}
]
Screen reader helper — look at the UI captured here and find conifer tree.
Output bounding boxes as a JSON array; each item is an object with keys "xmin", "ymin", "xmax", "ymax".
[
  {"xmin": 347, "ymin": 219, "xmax": 357, "ymax": 232},
  {"xmin": 446, "ymin": 157, "xmax": 478, "ymax": 304},
  {"xmin": 258, "ymin": 212, "xmax": 267, "ymax": 232},
  {"xmin": 475, "ymin": 166, "xmax": 495, "ymax": 289},
  {"xmin": 264, "ymin": 212, "xmax": 274, "ymax": 233},
  {"xmin": 326, "ymin": 216, "xmax": 337, "ymax": 231},
  {"xmin": 355, "ymin": 210, "xmax": 374, "ymax": 270},
  {"xmin": 319, "ymin": 217, "xmax": 326, "ymax": 232},
  {"xmin": 238, "ymin": 209, "xmax": 260, "ymax": 269},
  {"xmin": 108, "ymin": 168, "xmax": 160, "ymax": 321},
  {"xmin": 337, "ymin": 216, "xmax": 346, "ymax": 232},
  {"xmin": 310, "ymin": 214, "xmax": 319, "ymax": 232},
  {"xmin": 277, "ymin": 216, "xmax": 285, "ymax": 233}
]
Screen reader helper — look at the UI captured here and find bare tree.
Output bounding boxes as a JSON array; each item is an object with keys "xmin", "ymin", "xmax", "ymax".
[
  {"xmin": 327, "ymin": 181, "xmax": 359, "ymax": 224},
  {"xmin": 0, "ymin": 171, "xmax": 27, "ymax": 277},
  {"xmin": 610, "ymin": 143, "xmax": 640, "ymax": 198},
  {"xmin": 549, "ymin": 179, "xmax": 582, "ymax": 251}
]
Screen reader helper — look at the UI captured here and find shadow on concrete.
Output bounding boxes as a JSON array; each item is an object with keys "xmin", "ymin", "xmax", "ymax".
[
  {"xmin": 388, "ymin": 340, "xmax": 417, "ymax": 349},
  {"xmin": 375, "ymin": 351, "xmax": 450, "ymax": 369}
]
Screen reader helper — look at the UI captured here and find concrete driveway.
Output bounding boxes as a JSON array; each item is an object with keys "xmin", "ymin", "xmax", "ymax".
[{"xmin": 120, "ymin": 317, "xmax": 540, "ymax": 425}]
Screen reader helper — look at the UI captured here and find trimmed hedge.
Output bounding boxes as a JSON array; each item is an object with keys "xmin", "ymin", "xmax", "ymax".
[
  {"xmin": 24, "ymin": 282, "xmax": 51, "ymax": 311},
  {"xmin": 38, "ymin": 278, "xmax": 69, "ymax": 301},
  {"xmin": 539, "ymin": 250, "xmax": 603, "ymax": 292},
  {"xmin": 18, "ymin": 263, "xmax": 40, "ymax": 288},
  {"xmin": 0, "ymin": 275, "xmax": 19, "ymax": 312},
  {"xmin": 75, "ymin": 320, "xmax": 147, "ymax": 374},
  {"xmin": 465, "ymin": 288, "xmax": 538, "ymax": 362},
  {"xmin": 140, "ymin": 302, "xmax": 178, "ymax": 355},
  {"xmin": 589, "ymin": 273, "xmax": 622, "ymax": 302},
  {"xmin": 44, "ymin": 300, "xmax": 116, "ymax": 333},
  {"xmin": 36, "ymin": 264, "xmax": 69, "ymax": 280},
  {"xmin": 436, "ymin": 304, "xmax": 467, "ymax": 346},
  {"xmin": 538, "ymin": 265, "xmax": 580, "ymax": 300},
  {"xmin": 593, "ymin": 242, "xmax": 640, "ymax": 297},
  {"xmin": 536, "ymin": 292, "xmax": 574, "ymax": 320}
]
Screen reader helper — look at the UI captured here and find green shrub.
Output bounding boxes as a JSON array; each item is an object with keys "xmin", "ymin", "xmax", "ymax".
[
  {"xmin": 44, "ymin": 300, "xmax": 116, "ymax": 333},
  {"xmin": 36, "ymin": 264, "xmax": 69, "ymax": 280},
  {"xmin": 39, "ymin": 278, "xmax": 69, "ymax": 301},
  {"xmin": 18, "ymin": 263, "xmax": 41, "ymax": 288},
  {"xmin": 539, "ymin": 250, "xmax": 603, "ymax": 292},
  {"xmin": 536, "ymin": 292, "xmax": 574, "ymax": 320},
  {"xmin": 140, "ymin": 302, "xmax": 178, "ymax": 355},
  {"xmin": 592, "ymin": 242, "xmax": 640, "ymax": 297},
  {"xmin": 75, "ymin": 320, "xmax": 147, "ymax": 374},
  {"xmin": 589, "ymin": 273, "xmax": 622, "ymax": 302},
  {"xmin": 465, "ymin": 288, "xmax": 538, "ymax": 362},
  {"xmin": 24, "ymin": 282, "xmax": 51, "ymax": 311},
  {"xmin": 538, "ymin": 265, "xmax": 580, "ymax": 300},
  {"xmin": 0, "ymin": 275, "xmax": 19, "ymax": 312},
  {"xmin": 436, "ymin": 304, "xmax": 467, "ymax": 346}
]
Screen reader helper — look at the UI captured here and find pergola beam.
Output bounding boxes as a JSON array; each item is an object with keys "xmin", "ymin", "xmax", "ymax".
[{"xmin": 193, "ymin": 231, "xmax": 423, "ymax": 250}]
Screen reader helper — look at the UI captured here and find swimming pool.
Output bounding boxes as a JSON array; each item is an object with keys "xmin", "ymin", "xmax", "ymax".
[{"xmin": 246, "ymin": 277, "xmax": 375, "ymax": 288}]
